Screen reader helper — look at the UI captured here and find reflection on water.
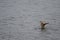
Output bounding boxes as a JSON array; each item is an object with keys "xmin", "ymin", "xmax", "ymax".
[{"xmin": 41, "ymin": 28, "xmax": 46, "ymax": 31}]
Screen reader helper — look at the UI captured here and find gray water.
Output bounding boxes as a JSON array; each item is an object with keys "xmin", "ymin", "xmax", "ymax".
[{"xmin": 0, "ymin": 0, "xmax": 60, "ymax": 40}]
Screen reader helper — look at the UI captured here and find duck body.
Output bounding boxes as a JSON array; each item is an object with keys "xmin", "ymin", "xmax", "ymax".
[{"xmin": 40, "ymin": 21, "xmax": 48, "ymax": 29}]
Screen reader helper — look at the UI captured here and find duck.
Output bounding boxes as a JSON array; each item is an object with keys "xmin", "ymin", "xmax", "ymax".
[{"xmin": 40, "ymin": 21, "xmax": 48, "ymax": 29}]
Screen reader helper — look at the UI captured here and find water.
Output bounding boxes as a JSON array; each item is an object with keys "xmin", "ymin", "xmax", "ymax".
[{"xmin": 0, "ymin": 0, "xmax": 60, "ymax": 40}]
